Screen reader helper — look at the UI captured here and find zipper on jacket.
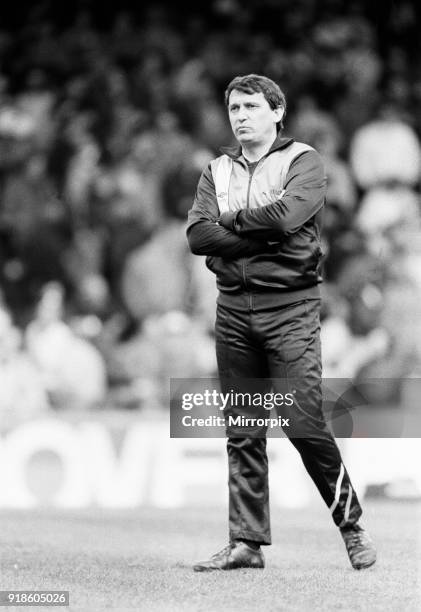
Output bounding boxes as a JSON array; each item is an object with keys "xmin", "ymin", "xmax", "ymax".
[
  {"xmin": 245, "ymin": 160, "xmax": 260, "ymax": 208},
  {"xmin": 240, "ymin": 259, "xmax": 253, "ymax": 311},
  {"xmin": 242, "ymin": 159, "xmax": 262, "ymax": 310}
]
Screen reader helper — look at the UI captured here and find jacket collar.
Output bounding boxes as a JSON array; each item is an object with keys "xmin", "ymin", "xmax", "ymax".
[{"xmin": 220, "ymin": 132, "xmax": 295, "ymax": 160}]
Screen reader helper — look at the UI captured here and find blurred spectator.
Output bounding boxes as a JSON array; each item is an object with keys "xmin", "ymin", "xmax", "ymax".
[
  {"xmin": 25, "ymin": 282, "xmax": 107, "ymax": 409},
  {"xmin": 356, "ymin": 186, "xmax": 420, "ymax": 258},
  {"xmin": 16, "ymin": 69, "xmax": 57, "ymax": 151},
  {"xmin": 0, "ymin": 105, "xmax": 38, "ymax": 170},
  {"xmin": 321, "ymin": 284, "xmax": 389, "ymax": 380},
  {"xmin": 62, "ymin": 111, "xmax": 101, "ymax": 227},
  {"xmin": 0, "ymin": 142, "xmax": 71, "ymax": 316},
  {"xmin": 350, "ymin": 107, "xmax": 421, "ymax": 189},
  {"xmin": 0, "ymin": 304, "xmax": 50, "ymax": 426},
  {"xmin": 122, "ymin": 218, "xmax": 194, "ymax": 320}
]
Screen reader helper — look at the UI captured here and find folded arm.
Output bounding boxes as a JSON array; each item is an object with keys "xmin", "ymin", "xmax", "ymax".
[{"xmin": 219, "ymin": 150, "xmax": 327, "ymax": 239}]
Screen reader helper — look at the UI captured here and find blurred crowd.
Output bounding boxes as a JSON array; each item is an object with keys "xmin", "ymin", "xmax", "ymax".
[{"xmin": 1, "ymin": 0, "xmax": 421, "ymax": 423}]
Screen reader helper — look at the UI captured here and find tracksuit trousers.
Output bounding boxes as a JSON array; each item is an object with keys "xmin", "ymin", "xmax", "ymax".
[{"xmin": 215, "ymin": 297, "xmax": 362, "ymax": 545}]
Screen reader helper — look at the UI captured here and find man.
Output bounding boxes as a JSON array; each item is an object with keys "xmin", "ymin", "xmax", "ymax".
[{"xmin": 186, "ymin": 74, "xmax": 376, "ymax": 572}]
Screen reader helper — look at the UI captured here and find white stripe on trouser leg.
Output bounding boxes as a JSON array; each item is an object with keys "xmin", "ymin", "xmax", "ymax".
[
  {"xmin": 344, "ymin": 484, "xmax": 352, "ymax": 522},
  {"xmin": 329, "ymin": 463, "xmax": 344, "ymax": 514}
]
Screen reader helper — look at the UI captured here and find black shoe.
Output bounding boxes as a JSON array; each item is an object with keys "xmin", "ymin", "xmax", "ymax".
[
  {"xmin": 193, "ymin": 541, "xmax": 264, "ymax": 572},
  {"xmin": 340, "ymin": 522, "xmax": 377, "ymax": 570}
]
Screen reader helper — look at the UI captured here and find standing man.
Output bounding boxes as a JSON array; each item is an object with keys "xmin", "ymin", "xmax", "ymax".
[{"xmin": 186, "ymin": 74, "xmax": 376, "ymax": 571}]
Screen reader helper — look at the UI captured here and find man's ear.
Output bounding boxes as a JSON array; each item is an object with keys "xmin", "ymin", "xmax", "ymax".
[{"xmin": 273, "ymin": 106, "xmax": 285, "ymax": 124}]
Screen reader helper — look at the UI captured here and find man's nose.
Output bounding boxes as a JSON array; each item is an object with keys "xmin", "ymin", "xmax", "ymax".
[{"xmin": 237, "ymin": 106, "xmax": 248, "ymax": 121}]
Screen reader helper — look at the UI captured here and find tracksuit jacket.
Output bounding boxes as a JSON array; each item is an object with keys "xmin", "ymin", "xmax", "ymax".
[{"xmin": 186, "ymin": 132, "xmax": 325, "ymax": 310}]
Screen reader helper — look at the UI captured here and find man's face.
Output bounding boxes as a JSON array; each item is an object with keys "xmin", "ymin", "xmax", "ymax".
[{"xmin": 227, "ymin": 90, "xmax": 284, "ymax": 146}]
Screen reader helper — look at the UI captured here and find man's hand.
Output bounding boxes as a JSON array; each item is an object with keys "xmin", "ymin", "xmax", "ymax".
[{"xmin": 218, "ymin": 211, "xmax": 237, "ymax": 232}]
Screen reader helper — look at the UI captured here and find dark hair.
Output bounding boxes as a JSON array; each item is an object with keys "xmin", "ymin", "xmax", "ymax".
[{"xmin": 224, "ymin": 74, "xmax": 287, "ymax": 129}]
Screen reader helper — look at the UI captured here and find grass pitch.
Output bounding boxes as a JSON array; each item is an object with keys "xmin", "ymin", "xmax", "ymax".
[{"xmin": 0, "ymin": 501, "xmax": 419, "ymax": 611}]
